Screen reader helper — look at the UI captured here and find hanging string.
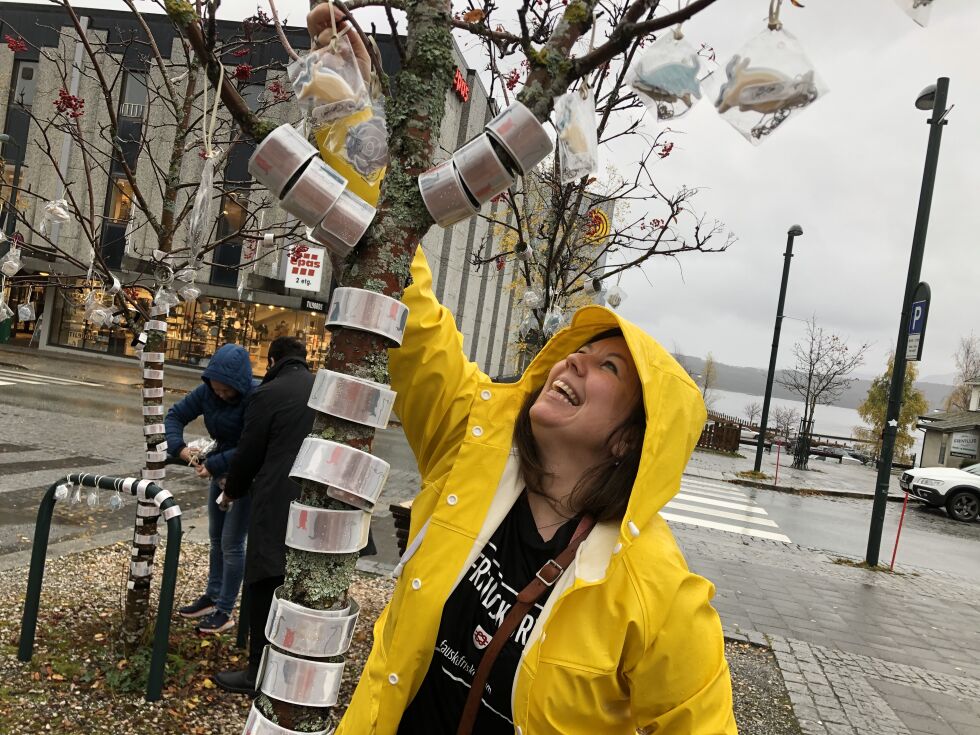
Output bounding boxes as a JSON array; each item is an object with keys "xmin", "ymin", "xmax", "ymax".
[
  {"xmin": 674, "ymin": 0, "xmax": 690, "ymax": 39},
  {"xmin": 201, "ymin": 61, "xmax": 225, "ymax": 158},
  {"xmin": 768, "ymin": 0, "xmax": 784, "ymax": 30}
]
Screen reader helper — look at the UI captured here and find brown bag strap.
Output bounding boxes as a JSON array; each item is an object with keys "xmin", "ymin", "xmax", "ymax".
[{"xmin": 456, "ymin": 515, "xmax": 595, "ymax": 735}]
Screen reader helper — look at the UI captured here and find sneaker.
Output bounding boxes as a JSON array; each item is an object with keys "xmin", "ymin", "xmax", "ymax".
[
  {"xmin": 196, "ymin": 610, "xmax": 235, "ymax": 634},
  {"xmin": 178, "ymin": 594, "xmax": 216, "ymax": 619},
  {"xmin": 215, "ymin": 668, "xmax": 258, "ymax": 697}
]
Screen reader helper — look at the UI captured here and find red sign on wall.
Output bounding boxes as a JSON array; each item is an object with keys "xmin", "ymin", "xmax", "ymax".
[{"xmin": 453, "ymin": 68, "xmax": 470, "ymax": 103}]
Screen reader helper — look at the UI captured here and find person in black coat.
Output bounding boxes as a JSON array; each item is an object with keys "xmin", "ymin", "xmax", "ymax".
[{"xmin": 214, "ymin": 336, "xmax": 315, "ymax": 694}]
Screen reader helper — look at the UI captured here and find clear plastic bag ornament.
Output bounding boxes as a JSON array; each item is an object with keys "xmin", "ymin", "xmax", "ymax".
[
  {"xmin": 542, "ymin": 308, "xmax": 565, "ymax": 337},
  {"xmin": 518, "ymin": 313, "xmax": 537, "ymax": 339},
  {"xmin": 70, "ymin": 485, "xmax": 82, "ymax": 505},
  {"xmin": 83, "ymin": 291, "xmax": 113, "ymax": 327},
  {"xmin": 186, "ymin": 155, "xmax": 218, "ymax": 258},
  {"xmin": 629, "ymin": 31, "xmax": 714, "ymax": 122},
  {"xmin": 55, "ymin": 483, "xmax": 71, "ymax": 501},
  {"xmin": 895, "ymin": 0, "xmax": 934, "ymax": 27},
  {"xmin": 714, "ymin": 28, "xmax": 827, "ymax": 144},
  {"xmin": 38, "ymin": 199, "xmax": 70, "ymax": 238},
  {"xmin": 153, "ymin": 285, "xmax": 180, "ymax": 311},
  {"xmin": 178, "ymin": 284, "xmax": 201, "ymax": 303},
  {"xmin": 523, "ymin": 289, "xmax": 544, "ymax": 309},
  {"xmin": 555, "ymin": 84, "xmax": 599, "ymax": 184},
  {"xmin": 0, "ymin": 247, "xmax": 22, "ymax": 277},
  {"xmin": 17, "ymin": 302, "xmax": 36, "ymax": 321},
  {"xmin": 109, "ymin": 492, "xmax": 123, "ymax": 511},
  {"xmin": 606, "ymin": 284, "xmax": 627, "ymax": 308},
  {"xmin": 514, "ymin": 243, "xmax": 530, "ymax": 262},
  {"xmin": 289, "ymin": 38, "xmax": 369, "ymax": 115},
  {"xmin": 0, "ymin": 300, "xmax": 14, "ymax": 323},
  {"xmin": 86, "ymin": 488, "xmax": 100, "ymax": 508}
]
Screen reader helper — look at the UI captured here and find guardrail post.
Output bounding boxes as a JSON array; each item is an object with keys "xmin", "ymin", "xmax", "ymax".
[{"xmin": 18, "ymin": 483, "xmax": 59, "ymax": 662}]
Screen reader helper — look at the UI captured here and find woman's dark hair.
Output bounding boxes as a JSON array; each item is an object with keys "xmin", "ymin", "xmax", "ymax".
[
  {"xmin": 269, "ymin": 336, "xmax": 307, "ymax": 362},
  {"xmin": 513, "ymin": 329, "xmax": 646, "ymax": 523}
]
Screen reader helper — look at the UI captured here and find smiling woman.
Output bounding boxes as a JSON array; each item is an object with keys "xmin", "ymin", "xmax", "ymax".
[{"xmin": 336, "ymin": 246, "xmax": 737, "ymax": 735}]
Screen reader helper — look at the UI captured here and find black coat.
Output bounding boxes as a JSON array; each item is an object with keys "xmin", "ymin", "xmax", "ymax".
[{"xmin": 223, "ymin": 357, "xmax": 315, "ymax": 584}]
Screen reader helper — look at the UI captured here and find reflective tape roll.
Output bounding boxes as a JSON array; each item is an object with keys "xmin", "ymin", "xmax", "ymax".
[
  {"xmin": 143, "ymin": 369, "xmax": 164, "ymax": 380},
  {"xmin": 155, "ymin": 441, "xmax": 168, "ymax": 452},
  {"xmin": 137, "ymin": 333, "xmax": 148, "ymax": 344},
  {"xmin": 266, "ymin": 587, "xmax": 360, "ymax": 658},
  {"xmin": 154, "ymin": 489, "xmax": 173, "ymax": 504},
  {"xmin": 279, "ymin": 156, "xmax": 347, "ymax": 228},
  {"xmin": 145, "ymin": 319, "xmax": 168, "ymax": 332},
  {"xmin": 143, "ymin": 423, "xmax": 165, "ymax": 435},
  {"xmin": 149, "ymin": 304, "xmax": 170, "ymax": 317},
  {"xmin": 485, "ymin": 100, "xmax": 553, "ymax": 175},
  {"xmin": 161, "ymin": 505, "xmax": 182, "ymax": 521},
  {"xmin": 256, "ymin": 646, "xmax": 344, "ymax": 707},
  {"xmin": 247, "ymin": 123, "xmax": 318, "ymax": 198},
  {"xmin": 140, "ymin": 352, "xmax": 165, "ymax": 363},
  {"xmin": 243, "ymin": 703, "xmax": 333, "ymax": 735},
  {"xmin": 130, "ymin": 561, "xmax": 152, "ymax": 577},
  {"xmin": 327, "ymin": 288, "xmax": 408, "ymax": 346},
  {"xmin": 146, "ymin": 450, "xmax": 167, "ymax": 462},
  {"xmin": 308, "ymin": 370, "xmax": 395, "ymax": 429},
  {"xmin": 143, "ymin": 387, "xmax": 165, "ymax": 398},
  {"xmin": 289, "ymin": 437, "xmax": 389, "ymax": 511},
  {"xmin": 133, "ymin": 533, "xmax": 159, "ymax": 546},
  {"xmin": 122, "ymin": 478, "xmax": 136, "ymax": 493},
  {"xmin": 137, "ymin": 504, "xmax": 160, "ymax": 518},
  {"xmin": 127, "ymin": 580, "xmax": 136, "ymax": 590},
  {"xmin": 142, "ymin": 405, "xmax": 164, "ymax": 416},
  {"xmin": 284, "ymin": 502, "xmax": 371, "ymax": 554},
  {"xmin": 141, "ymin": 468, "xmax": 166, "ymax": 480}
]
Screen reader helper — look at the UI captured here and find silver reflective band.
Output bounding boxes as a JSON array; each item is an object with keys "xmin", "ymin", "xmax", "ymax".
[
  {"xmin": 137, "ymin": 504, "xmax": 160, "ymax": 518},
  {"xmin": 289, "ymin": 437, "xmax": 389, "ymax": 511},
  {"xmin": 141, "ymin": 468, "xmax": 166, "ymax": 480},
  {"xmin": 247, "ymin": 124, "xmax": 318, "ymax": 198},
  {"xmin": 243, "ymin": 702, "xmax": 333, "ymax": 735},
  {"xmin": 327, "ymin": 287, "xmax": 408, "ymax": 346},
  {"xmin": 256, "ymin": 645, "xmax": 344, "ymax": 707},
  {"xmin": 307, "ymin": 370, "xmax": 395, "ymax": 429},
  {"xmin": 130, "ymin": 561, "xmax": 152, "ymax": 577},
  {"xmin": 143, "ymin": 387, "xmax": 165, "ymax": 398},
  {"xmin": 122, "ymin": 478, "xmax": 136, "ymax": 492},
  {"xmin": 453, "ymin": 133, "xmax": 515, "ymax": 204},
  {"xmin": 418, "ymin": 158, "xmax": 479, "ymax": 227},
  {"xmin": 145, "ymin": 319, "xmax": 168, "ymax": 332},
  {"xmin": 485, "ymin": 101, "xmax": 553, "ymax": 175},
  {"xmin": 140, "ymin": 352, "xmax": 166, "ymax": 363},
  {"xmin": 148, "ymin": 304, "xmax": 169, "ymax": 317},
  {"xmin": 143, "ymin": 423, "xmax": 166, "ymax": 435},
  {"xmin": 313, "ymin": 188, "xmax": 375, "ymax": 253},
  {"xmin": 127, "ymin": 580, "xmax": 136, "ymax": 590},
  {"xmin": 146, "ymin": 451, "xmax": 167, "ymax": 462},
  {"xmin": 161, "ymin": 505, "xmax": 182, "ymax": 521},
  {"xmin": 266, "ymin": 586, "xmax": 360, "ymax": 658},
  {"xmin": 280, "ymin": 156, "xmax": 347, "ymax": 228},
  {"xmin": 142, "ymin": 405, "xmax": 165, "ymax": 416},
  {"xmin": 136, "ymin": 479, "xmax": 153, "ymax": 500},
  {"xmin": 154, "ymin": 489, "xmax": 174, "ymax": 504},
  {"xmin": 285, "ymin": 501, "xmax": 371, "ymax": 554},
  {"xmin": 143, "ymin": 370, "xmax": 165, "ymax": 380},
  {"xmin": 133, "ymin": 533, "xmax": 159, "ymax": 546}
]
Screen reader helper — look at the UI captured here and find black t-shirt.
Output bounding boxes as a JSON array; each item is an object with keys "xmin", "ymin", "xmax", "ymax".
[{"xmin": 398, "ymin": 491, "xmax": 580, "ymax": 734}]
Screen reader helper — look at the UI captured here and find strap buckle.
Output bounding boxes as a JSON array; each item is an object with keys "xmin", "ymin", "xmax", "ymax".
[{"xmin": 535, "ymin": 559, "xmax": 565, "ymax": 587}]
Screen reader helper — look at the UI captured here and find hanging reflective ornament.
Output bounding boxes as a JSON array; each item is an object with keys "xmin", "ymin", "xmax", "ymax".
[
  {"xmin": 55, "ymin": 483, "xmax": 71, "ymax": 501},
  {"xmin": 628, "ymin": 30, "xmax": 715, "ymax": 122},
  {"xmin": 542, "ymin": 308, "xmax": 564, "ymax": 337},
  {"xmin": 606, "ymin": 284, "xmax": 627, "ymax": 309},
  {"xmin": 178, "ymin": 284, "xmax": 201, "ymax": 303},
  {"xmin": 0, "ymin": 246, "xmax": 22, "ymax": 277},
  {"xmin": 895, "ymin": 0, "xmax": 934, "ymax": 27},
  {"xmin": 555, "ymin": 83, "xmax": 599, "ymax": 183},
  {"xmin": 109, "ymin": 492, "xmax": 123, "ymax": 511},
  {"xmin": 153, "ymin": 285, "xmax": 180, "ymax": 311},
  {"xmin": 514, "ymin": 243, "xmax": 530, "ymax": 262},
  {"xmin": 0, "ymin": 299, "xmax": 14, "ymax": 323},
  {"xmin": 583, "ymin": 277, "xmax": 602, "ymax": 295},
  {"xmin": 86, "ymin": 488, "xmax": 100, "ymax": 508},
  {"xmin": 38, "ymin": 199, "xmax": 70, "ymax": 239},
  {"xmin": 17, "ymin": 302, "xmax": 36, "ymax": 322},
  {"xmin": 186, "ymin": 154, "xmax": 218, "ymax": 259},
  {"xmin": 715, "ymin": 27, "xmax": 826, "ymax": 144},
  {"xmin": 70, "ymin": 485, "xmax": 82, "ymax": 505},
  {"xmin": 523, "ymin": 289, "xmax": 543, "ymax": 309},
  {"xmin": 518, "ymin": 313, "xmax": 536, "ymax": 339}
]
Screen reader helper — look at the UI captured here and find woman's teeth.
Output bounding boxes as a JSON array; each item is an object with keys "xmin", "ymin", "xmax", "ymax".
[{"xmin": 552, "ymin": 379, "xmax": 579, "ymax": 406}]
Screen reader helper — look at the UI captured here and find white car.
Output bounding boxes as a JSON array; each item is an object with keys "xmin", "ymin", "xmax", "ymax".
[{"xmin": 899, "ymin": 463, "xmax": 980, "ymax": 522}]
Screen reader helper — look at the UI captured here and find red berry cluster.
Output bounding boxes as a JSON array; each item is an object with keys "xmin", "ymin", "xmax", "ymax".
[
  {"xmin": 54, "ymin": 88, "xmax": 85, "ymax": 118},
  {"xmin": 5, "ymin": 35, "xmax": 28, "ymax": 53},
  {"xmin": 232, "ymin": 47, "xmax": 251, "ymax": 58},
  {"xmin": 266, "ymin": 80, "xmax": 291, "ymax": 103},
  {"xmin": 505, "ymin": 68, "xmax": 521, "ymax": 91},
  {"xmin": 657, "ymin": 141, "xmax": 674, "ymax": 159},
  {"xmin": 233, "ymin": 63, "xmax": 253, "ymax": 81}
]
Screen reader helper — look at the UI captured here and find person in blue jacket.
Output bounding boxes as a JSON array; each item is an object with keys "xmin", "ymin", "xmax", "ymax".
[{"xmin": 165, "ymin": 343, "xmax": 255, "ymax": 634}]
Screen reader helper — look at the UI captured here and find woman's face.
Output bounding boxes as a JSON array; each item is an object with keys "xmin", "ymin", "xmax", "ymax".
[{"xmin": 529, "ymin": 336, "xmax": 642, "ymax": 462}]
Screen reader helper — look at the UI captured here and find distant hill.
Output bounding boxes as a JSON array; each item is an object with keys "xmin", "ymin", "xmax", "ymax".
[{"xmin": 673, "ymin": 354, "xmax": 954, "ymax": 412}]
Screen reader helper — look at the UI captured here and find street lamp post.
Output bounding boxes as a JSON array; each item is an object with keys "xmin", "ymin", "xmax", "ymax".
[
  {"xmin": 866, "ymin": 77, "xmax": 951, "ymax": 566},
  {"xmin": 754, "ymin": 225, "xmax": 803, "ymax": 473},
  {"xmin": 0, "ymin": 133, "xmax": 24, "ymax": 238}
]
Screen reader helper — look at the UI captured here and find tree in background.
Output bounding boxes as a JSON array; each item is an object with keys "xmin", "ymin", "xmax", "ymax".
[
  {"xmin": 856, "ymin": 354, "xmax": 928, "ymax": 463},
  {"xmin": 771, "ymin": 404, "xmax": 800, "ymax": 441},
  {"xmin": 743, "ymin": 401, "xmax": 761, "ymax": 426},
  {"xmin": 944, "ymin": 333, "xmax": 980, "ymax": 411},
  {"xmin": 779, "ymin": 316, "xmax": 869, "ymax": 468},
  {"xmin": 701, "ymin": 350, "xmax": 718, "ymax": 409}
]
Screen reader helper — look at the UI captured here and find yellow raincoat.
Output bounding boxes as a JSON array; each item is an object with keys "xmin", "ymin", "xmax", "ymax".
[{"xmin": 337, "ymin": 247, "xmax": 737, "ymax": 734}]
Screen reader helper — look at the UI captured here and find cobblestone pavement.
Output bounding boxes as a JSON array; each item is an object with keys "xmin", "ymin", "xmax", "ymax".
[{"xmin": 675, "ymin": 522, "xmax": 980, "ymax": 735}]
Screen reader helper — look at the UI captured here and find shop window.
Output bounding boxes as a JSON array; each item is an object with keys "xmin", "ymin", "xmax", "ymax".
[
  {"xmin": 10, "ymin": 61, "xmax": 38, "ymax": 109},
  {"xmin": 107, "ymin": 178, "xmax": 135, "ymax": 222}
]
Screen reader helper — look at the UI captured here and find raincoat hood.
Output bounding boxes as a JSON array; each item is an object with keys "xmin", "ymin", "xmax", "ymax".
[
  {"xmin": 202, "ymin": 344, "xmax": 254, "ymax": 400},
  {"xmin": 519, "ymin": 306, "xmax": 707, "ymax": 532}
]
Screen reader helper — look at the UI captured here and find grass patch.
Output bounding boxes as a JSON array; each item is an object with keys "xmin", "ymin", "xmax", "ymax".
[
  {"xmin": 737, "ymin": 470, "xmax": 769, "ymax": 481},
  {"xmin": 695, "ymin": 447, "xmax": 745, "ymax": 459},
  {"xmin": 831, "ymin": 557, "xmax": 916, "ymax": 576}
]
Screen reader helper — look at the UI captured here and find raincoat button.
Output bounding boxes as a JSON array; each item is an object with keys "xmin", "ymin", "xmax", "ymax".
[
  {"xmin": 412, "ymin": 578, "xmax": 422, "ymax": 590},
  {"xmin": 447, "ymin": 494, "xmax": 458, "ymax": 506},
  {"xmin": 480, "ymin": 390, "xmax": 492, "ymax": 400},
  {"xmin": 388, "ymin": 673, "xmax": 399, "ymax": 685},
  {"xmin": 472, "ymin": 426, "xmax": 484, "ymax": 437},
  {"xmin": 628, "ymin": 521, "xmax": 640, "ymax": 537}
]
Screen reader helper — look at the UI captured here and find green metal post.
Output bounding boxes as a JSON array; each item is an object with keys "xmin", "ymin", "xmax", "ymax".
[{"xmin": 18, "ymin": 483, "xmax": 59, "ymax": 662}]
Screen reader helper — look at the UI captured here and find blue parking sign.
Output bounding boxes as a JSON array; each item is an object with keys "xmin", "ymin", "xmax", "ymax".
[{"xmin": 905, "ymin": 282, "xmax": 930, "ymax": 362}]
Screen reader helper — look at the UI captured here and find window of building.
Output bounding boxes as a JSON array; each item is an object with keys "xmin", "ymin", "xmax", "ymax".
[
  {"xmin": 2, "ymin": 166, "xmax": 30, "ymax": 226},
  {"xmin": 107, "ymin": 178, "xmax": 135, "ymax": 222},
  {"xmin": 119, "ymin": 71, "xmax": 148, "ymax": 119},
  {"xmin": 10, "ymin": 61, "xmax": 38, "ymax": 109}
]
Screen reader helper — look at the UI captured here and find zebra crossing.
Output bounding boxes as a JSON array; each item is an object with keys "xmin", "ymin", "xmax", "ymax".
[
  {"xmin": 662, "ymin": 476, "xmax": 791, "ymax": 543},
  {"xmin": 0, "ymin": 367, "xmax": 102, "ymax": 387}
]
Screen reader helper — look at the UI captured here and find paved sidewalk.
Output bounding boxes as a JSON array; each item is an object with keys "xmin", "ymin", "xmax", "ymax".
[{"xmin": 675, "ymin": 521, "xmax": 980, "ymax": 735}]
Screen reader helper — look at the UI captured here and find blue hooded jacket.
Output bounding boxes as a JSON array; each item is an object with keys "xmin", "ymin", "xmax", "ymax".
[{"xmin": 165, "ymin": 344, "xmax": 256, "ymax": 477}]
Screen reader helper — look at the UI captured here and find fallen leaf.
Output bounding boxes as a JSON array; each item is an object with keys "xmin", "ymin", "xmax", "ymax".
[
  {"xmin": 462, "ymin": 8, "xmax": 485, "ymax": 22},
  {"xmin": 50, "ymin": 673, "xmax": 65, "ymax": 681},
  {"xmin": 199, "ymin": 639, "xmax": 211, "ymax": 648},
  {"xmin": 201, "ymin": 678, "xmax": 215, "ymax": 689}
]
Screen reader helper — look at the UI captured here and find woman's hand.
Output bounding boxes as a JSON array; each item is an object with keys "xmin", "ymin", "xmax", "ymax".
[
  {"xmin": 306, "ymin": 2, "xmax": 372, "ymax": 84},
  {"xmin": 179, "ymin": 446, "xmax": 196, "ymax": 465},
  {"xmin": 195, "ymin": 463, "xmax": 211, "ymax": 479}
]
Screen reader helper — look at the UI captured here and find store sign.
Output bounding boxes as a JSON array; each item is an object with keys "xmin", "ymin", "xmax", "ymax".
[
  {"xmin": 301, "ymin": 297, "xmax": 327, "ymax": 313},
  {"xmin": 949, "ymin": 431, "xmax": 978, "ymax": 458},
  {"xmin": 453, "ymin": 68, "xmax": 470, "ymax": 102},
  {"xmin": 285, "ymin": 245, "xmax": 325, "ymax": 293}
]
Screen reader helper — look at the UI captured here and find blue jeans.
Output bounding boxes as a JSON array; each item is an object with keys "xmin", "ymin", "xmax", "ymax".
[{"xmin": 205, "ymin": 478, "xmax": 250, "ymax": 615}]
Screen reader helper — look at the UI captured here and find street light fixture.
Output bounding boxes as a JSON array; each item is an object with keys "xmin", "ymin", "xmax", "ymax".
[
  {"xmin": 866, "ymin": 77, "xmax": 951, "ymax": 566},
  {"xmin": 754, "ymin": 225, "xmax": 803, "ymax": 473}
]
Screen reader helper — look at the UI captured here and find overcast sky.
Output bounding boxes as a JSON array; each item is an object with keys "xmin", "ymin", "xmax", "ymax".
[{"xmin": 37, "ymin": 0, "xmax": 980, "ymax": 380}]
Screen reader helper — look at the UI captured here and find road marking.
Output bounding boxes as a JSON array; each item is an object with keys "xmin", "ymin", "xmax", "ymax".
[
  {"xmin": 0, "ymin": 380, "xmax": 16, "ymax": 386},
  {"xmin": 674, "ymin": 492, "xmax": 769, "ymax": 514},
  {"xmin": 665, "ymin": 500, "xmax": 781, "ymax": 527},
  {"xmin": 679, "ymin": 483, "xmax": 749, "ymax": 501},
  {"xmin": 661, "ymin": 512, "xmax": 792, "ymax": 543},
  {"xmin": 0, "ymin": 368, "xmax": 102, "ymax": 387}
]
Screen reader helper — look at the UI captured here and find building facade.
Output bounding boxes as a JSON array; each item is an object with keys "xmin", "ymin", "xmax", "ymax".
[
  {"xmin": 0, "ymin": 3, "xmax": 518, "ymax": 376},
  {"xmin": 918, "ymin": 381, "xmax": 980, "ymax": 468}
]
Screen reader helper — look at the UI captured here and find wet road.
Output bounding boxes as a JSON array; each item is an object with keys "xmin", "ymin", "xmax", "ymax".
[{"xmin": 735, "ymin": 485, "xmax": 980, "ymax": 583}]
